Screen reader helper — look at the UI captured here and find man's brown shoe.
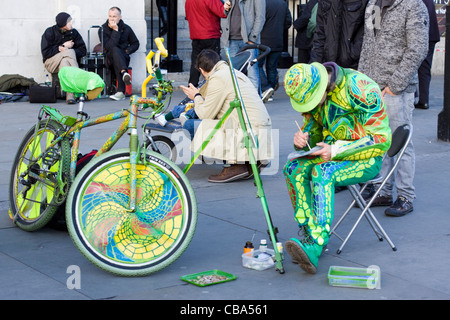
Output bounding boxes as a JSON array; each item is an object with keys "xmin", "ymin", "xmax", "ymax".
[{"xmin": 208, "ymin": 164, "xmax": 249, "ymax": 183}]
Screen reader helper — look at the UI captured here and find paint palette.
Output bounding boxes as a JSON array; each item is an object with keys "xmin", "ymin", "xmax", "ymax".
[{"xmin": 181, "ymin": 270, "xmax": 237, "ymax": 287}]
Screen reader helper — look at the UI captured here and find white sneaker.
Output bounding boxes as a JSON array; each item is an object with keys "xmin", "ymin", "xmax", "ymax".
[
  {"xmin": 262, "ymin": 88, "xmax": 274, "ymax": 103},
  {"xmin": 110, "ymin": 92, "xmax": 125, "ymax": 101},
  {"xmin": 122, "ymin": 72, "xmax": 131, "ymax": 85},
  {"xmin": 179, "ymin": 112, "xmax": 188, "ymax": 125},
  {"xmin": 155, "ymin": 113, "xmax": 167, "ymax": 126}
]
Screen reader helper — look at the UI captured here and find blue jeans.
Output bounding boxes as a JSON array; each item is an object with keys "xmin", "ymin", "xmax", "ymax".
[
  {"xmin": 222, "ymin": 40, "xmax": 261, "ymax": 95},
  {"xmin": 172, "ymin": 104, "xmax": 197, "ymax": 119},
  {"xmin": 183, "ymin": 119, "xmax": 201, "ymax": 139},
  {"xmin": 259, "ymin": 51, "xmax": 281, "ymax": 91}
]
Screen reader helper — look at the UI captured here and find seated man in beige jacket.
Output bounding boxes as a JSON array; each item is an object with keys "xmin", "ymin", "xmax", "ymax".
[{"xmin": 181, "ymin": 49, "xmax": 273, "ymax": 183}]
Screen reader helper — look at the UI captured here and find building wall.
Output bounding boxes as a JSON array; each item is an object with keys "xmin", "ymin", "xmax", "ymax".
[
  {"xmin": 0, "ymin": 0, "xmax": 147, "ymax": 90},
  {"xmin": 0, "ymin": 0, "xmax": 445, "ymax": 93}
]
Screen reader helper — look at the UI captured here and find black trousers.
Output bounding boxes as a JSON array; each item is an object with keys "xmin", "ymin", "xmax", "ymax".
[
  {"xmin": 417, "ymin": 42, "xmax": 437, "ymax": 106},
  {"xmin": 189, "ymin": 38, "xmax": 220, "ymax": 87},
  {"xmin": 107, "ymin": 47, "xmax": 130, "ymax": 92}
]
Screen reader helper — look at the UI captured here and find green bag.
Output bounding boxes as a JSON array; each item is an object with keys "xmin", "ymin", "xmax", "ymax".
[{"xmin": 58, "ymin": 66, "xmax": 104, "ymax": 94}]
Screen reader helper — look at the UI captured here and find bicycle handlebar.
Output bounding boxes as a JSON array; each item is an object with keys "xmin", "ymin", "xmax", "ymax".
[
  {"xmin": 142, "ymin": 38, "xmax": 170, "ymax": 97},
  {"xmin": 155, "ymin": 37, "xmax": 168, "ymax": 58},
  {"xmin": 236, "ymin": 43, "xmax": 271, "ymax": 66}
]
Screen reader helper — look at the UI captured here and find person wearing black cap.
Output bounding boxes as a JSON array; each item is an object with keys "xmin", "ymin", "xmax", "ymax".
[
  {"xmin": 41, "ymin": 12, "xmax": 87, "ymax": 104},
  {"xmin": 100, "ymin": 7, "xmax": 140, "ymax": 101}
]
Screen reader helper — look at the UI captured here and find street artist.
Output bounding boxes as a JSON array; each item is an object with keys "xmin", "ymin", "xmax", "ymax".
[{"xmin": 283, "ymin": 62, "xmax": 392, "ymax": 274}]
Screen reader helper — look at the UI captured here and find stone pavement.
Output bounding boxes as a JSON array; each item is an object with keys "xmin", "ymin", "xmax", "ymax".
[{"xmin": 0, "ymin": 76, "xmax": 449, "ymax": 303}]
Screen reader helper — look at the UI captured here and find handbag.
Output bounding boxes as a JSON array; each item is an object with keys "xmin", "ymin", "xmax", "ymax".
[{"xmin": 29, "ymin": 84, "xmax": 57, "ymax": 103}]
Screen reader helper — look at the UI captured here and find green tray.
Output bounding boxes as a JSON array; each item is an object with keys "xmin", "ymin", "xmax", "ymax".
[{"xmin": 181, "ymin": 270, "xmax": 237, "ymax": 287}]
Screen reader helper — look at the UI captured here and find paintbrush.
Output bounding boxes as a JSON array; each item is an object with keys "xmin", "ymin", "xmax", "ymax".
[{"xmin": 295, "ymin": 121, "xmax": 311, "ymax": 150}]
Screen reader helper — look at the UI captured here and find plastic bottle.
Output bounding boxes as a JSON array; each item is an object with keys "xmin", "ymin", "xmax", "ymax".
[
  {"xmin": 276, "ymin": 242, "xmax": 283, "ymax": 253},
  {"xmin": 243, "ymin": 241, "xmax": 254, "ymax": 254},
  {"xmin": 259, "ymin": 239, "xmax": 267, "ymax": 253},
  {"xmin": 45, "ymin": 74, "xmax": 51, "ymax": 87}
]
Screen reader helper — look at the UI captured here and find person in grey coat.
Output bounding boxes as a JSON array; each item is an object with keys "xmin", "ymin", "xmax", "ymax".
[
  {"xmin": 220, "ymin": 0, "xmax": 266, "ymax": 94},
  {"xmin": 358, "ymin": 0, "xmax": 429, "ymax": 217}
]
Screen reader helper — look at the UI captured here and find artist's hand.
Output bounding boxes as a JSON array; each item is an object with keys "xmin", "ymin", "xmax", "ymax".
[
  {"xmin": 180, "ymin": 83, "xmax": 199, "ymax": 100},
  {"xmin": 293, "ymin": 131, "xmax": 309, "ymax": 149},
  {"xmin": 311, "ymin": 142, "xmax": 332, "ymax": 162}
]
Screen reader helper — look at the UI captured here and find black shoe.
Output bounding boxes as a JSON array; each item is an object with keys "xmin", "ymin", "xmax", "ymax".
[
  {"xmin": 385, "ymin": 196, "xmax": 413, "ymax": 217},
  {"xmin": 415, "ymin": 103, "xmax": 429, "ymax": 109},
  {"xmin": 369, "ymin": 194, "xmax": 393, "ymax": 207},
  {"xmin": 361, "ymin": 183, "xmax": 375, "ymax": 199},
  {"xmin": 356, "ymin": 194, "xmax": 393, "ymax": 208}
]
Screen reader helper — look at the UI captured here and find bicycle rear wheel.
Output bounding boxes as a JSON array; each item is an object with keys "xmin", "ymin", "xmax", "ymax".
[
  {"xmin": 9, "ymin": 119, "xmax": 71, "ymax": 231},
  {"xmin": 66, "ymin": 148, "xmax": 197, "ymax": 276}
]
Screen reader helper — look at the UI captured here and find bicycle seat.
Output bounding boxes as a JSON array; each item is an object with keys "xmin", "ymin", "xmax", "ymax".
[
  {"xmin": 58, "ymin": 66, "xmax": 105, "ymax": 100},
  {"xmin": 144, "ymin": 120, "xmax": 183, "ymax": 133}
]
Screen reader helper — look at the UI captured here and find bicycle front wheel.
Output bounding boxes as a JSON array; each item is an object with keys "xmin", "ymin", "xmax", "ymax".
[
  {"xmin": 66, "ymin": 148, "xmax": 197, "ymax": 276},
  {"xmin": 9, "ymin": 119, "xmax": 71, "ymax": 231}
]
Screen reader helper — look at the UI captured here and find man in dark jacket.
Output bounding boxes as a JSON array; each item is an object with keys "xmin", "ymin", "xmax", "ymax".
[
  {"xmin": 415, "ymin": 0, "xmax": 441, "ymax": 109},
  {"xmin": 41, "ymin": 12, "xmax": 87, "ymax": 104},
  {"xmin": 259, "ymin": 0, "xmax": 292, "ymax": 102},
  {"xmin": 293, "ymin": 0, "xmax": 318, "ymax": 64},
  {"xmin": 310, "ymin": 0, "xmax": 368, "ymax": 69},
  {"xmin": 101, "ymin": 7, "xmax": 140, "ymax": 101}
]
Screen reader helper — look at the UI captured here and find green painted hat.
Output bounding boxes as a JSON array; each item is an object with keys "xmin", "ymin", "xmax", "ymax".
[{"xmin": 284, "ymin": 63, "xmax": 328, "ymax": 113}]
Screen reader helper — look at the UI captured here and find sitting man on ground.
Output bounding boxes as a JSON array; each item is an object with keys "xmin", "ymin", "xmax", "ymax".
[
  {"xmin": 41, "ymin": 12, "xmax": 87, "ymax": 104},
  {"xmin": 180, "ymin": 49, "xmax": 273, "ymax": 183},
  {"xmin": 101, "ymin": 6, "xmax": 140, "ymax": 101}
]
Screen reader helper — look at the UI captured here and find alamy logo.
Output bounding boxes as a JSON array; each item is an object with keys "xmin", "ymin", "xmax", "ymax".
[
  {"xmin": 365, "ymin": 5, "xmax": 382, "ymax": 30},
  {"xmin": 66, "ymin": 265, "xmax": 81, "ymax": 290}
]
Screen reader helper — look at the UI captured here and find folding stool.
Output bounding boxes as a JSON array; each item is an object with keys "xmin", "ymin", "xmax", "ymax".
[{"xmin": 330, "ymin": 124, "xmax": 412, "ymax": 254}]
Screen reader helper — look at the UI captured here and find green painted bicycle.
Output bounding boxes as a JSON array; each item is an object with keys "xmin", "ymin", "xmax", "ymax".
[
  {"xmin": 9, "ymin": 37, "xmax": 285, "ymax": 276},
  {"xmin": 9, "ymin": 38, "xmax": 197, "ymax": 276}
]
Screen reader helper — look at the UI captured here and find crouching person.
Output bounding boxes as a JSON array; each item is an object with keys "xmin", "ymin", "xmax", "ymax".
[{"xmin": 181, "ymin": 49, "xmax": 273, "ymax": 183}]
